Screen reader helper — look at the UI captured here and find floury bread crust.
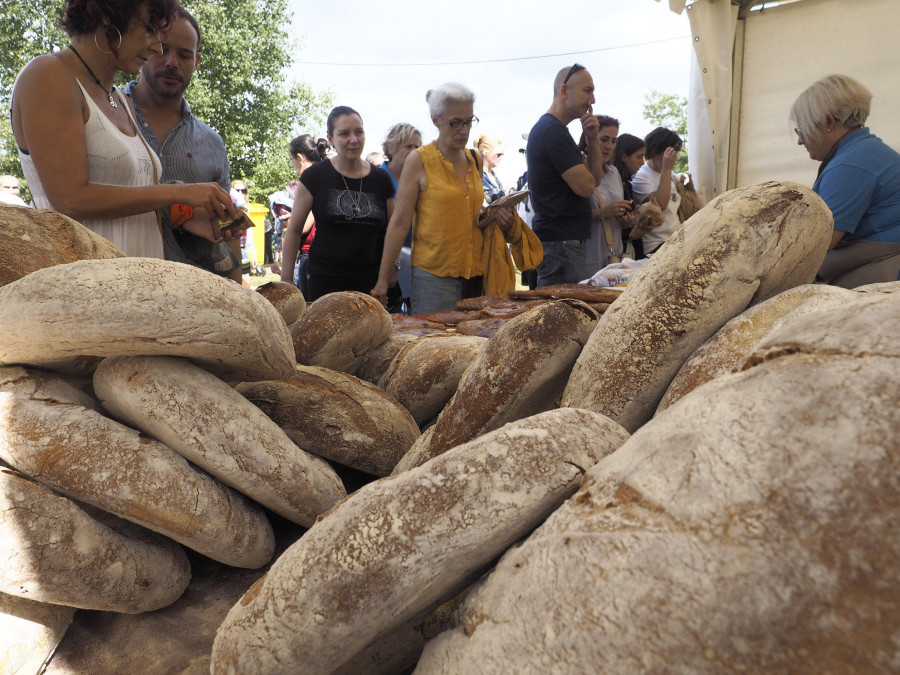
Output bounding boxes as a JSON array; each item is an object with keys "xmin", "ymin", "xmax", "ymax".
[
  {"xmin": 561, "ymin": 181, "xmax": 833, "ymax": 432},
  {"xmin": 93, "ymin": 356, "xmax": 346, "ymax": 526},
  {"xmin": 416, "ymin": 294, "xmax": 900, "ymax": 674},
  {"xmin": 235, "ymin": 365, "xmax": 420, "ymax": 476},
  {"xmin": 210, "ymin": 408, "xmax": 630, "ymax": 675},
  {"xmin": 379, "ymin": 334, "xmax": 487, "ymax": 426},
  {"xmin": 0, "ymin": 258, "xmax": 296, "ymax": 381},
  {"xmin": 657, "ymin": 283, "xmax": 854, "ymax": 411},
  {"xmin": 0, "ymin": 368, "xmax": 274, "ymax": 569},
  {"xmin": 290, "ymin": 291, "xmax": 393, "ymax": 374},
  {"xmin": 256, "ymin": 280, "xmax": 307, "ymax": 325},
  {"xmin": 399, "ymin": 299, "xmax": 600, "ymax": 470},
  {"xmin": 0, "ymin": 467, "xmax": 190, "ymax": 613},
  {"xmin": 0, "ymin": 205, "xmax": 123, "ymax": 288}
]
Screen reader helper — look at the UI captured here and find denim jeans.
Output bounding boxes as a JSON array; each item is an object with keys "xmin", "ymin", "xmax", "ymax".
[
  {"xmin": 536, "ymin": 239, "xmax": 587, "ymax": 286},
  {"xmin": 410, "ymin": 267, "xmax": 482, "ymax": 315}
]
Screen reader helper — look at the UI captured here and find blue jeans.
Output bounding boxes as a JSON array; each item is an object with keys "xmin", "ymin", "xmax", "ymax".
[
  {"xmin": 536, "ymin": 239, "xmax": 587, "ymax": 286},
  {"xmin": 410, "ymin": 267, "xmax": 482, "ymax": 315}
]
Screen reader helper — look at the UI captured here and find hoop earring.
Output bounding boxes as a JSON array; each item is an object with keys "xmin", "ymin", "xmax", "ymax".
[{"xmin": 94, "ymin": 25, "xmax": 122, "ymax": 54}]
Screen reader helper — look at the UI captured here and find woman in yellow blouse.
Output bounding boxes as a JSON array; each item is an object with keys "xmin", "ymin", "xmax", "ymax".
[{"xmin": 371, "ymin": 83, "xmax": 538, "ymax": 314}]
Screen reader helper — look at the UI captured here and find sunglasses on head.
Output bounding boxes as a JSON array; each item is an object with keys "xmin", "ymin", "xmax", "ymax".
[{"xmin": 563, "ymin": 63, "xmax": 585, "ymax": 84}]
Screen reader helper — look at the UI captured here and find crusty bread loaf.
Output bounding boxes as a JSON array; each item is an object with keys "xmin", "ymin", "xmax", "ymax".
[
  {"xmin": 354, "ymin": 333, "xmax": 417, "ymax": 385},
  {"xmin": 562, "ymin": 181, "xmax": 834, "ymax": 432},
  {"xmin": 0, "ymin": 467, "xmax": 190, "ymax": 613},
  {"xmin": 0, "ymin": 258, "xmax": 296, "ymax": 381},
  {"xmin": 379, "ymin": 334, "xmax": 487, "ymax": 426},
  {"xmin": 416, "ymin": 292, "xmax": 900, "ymax": 674},
  {"xmin": 0, "ymin": 591, "xmax": 74, "ymax": 675},
  {"xmin": 235, "ymin": 365, "xmax": 420, "ymax": 476},
  {"xmin": 853, "ymin": 280, "xmax": 900, "ymax": 295},
  {"xmin": 657, "ymin": 284, "xmax": 854, "ymax": 411},
  {"xmin": 290, "ymin": 291, "xmax": 392, "ymax": 373},
  {"xmin": 0, "ymin": 367, "xmax": 274, "ymax": 568},
  {"xmin": 257, "ymin": 280, "xmax": 306, "ymax": 324},
  {"xmin": 0, "ymin": 205, "xmax": 123, "ymax": 288},
  {"xmin": 210, "ymin": 408, "xmax": 630, "ymax": 675},
  {"xmin": 93, "ymin": 356, "xmax": 346, "ymax": 526},
  {"xmin": 406, "ymin": 299, "xmax": 599, "ymax": 468},
  {"xmin": 0, "ymin": 365, "xmax": 103, "ymax": 414}
]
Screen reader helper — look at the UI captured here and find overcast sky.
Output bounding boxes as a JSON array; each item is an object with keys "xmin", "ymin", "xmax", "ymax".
[{"xmin": 285, "ymin": 0, "xmax": 692, "ymax": 187}]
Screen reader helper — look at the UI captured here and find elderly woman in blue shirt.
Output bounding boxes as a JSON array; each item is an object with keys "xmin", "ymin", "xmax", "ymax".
[{"xmin": 791, "ymin": 74, "xmax": 900, "ymax": 287}]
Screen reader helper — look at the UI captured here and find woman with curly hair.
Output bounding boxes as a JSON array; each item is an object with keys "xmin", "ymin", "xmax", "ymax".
[{"xmin": 11, "ymin": 0, "xmax": 235, "ymax": 257}]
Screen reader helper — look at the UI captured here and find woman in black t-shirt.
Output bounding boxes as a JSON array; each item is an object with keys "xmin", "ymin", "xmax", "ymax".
[{"xmin": 282, "ymin": 106, "xmax": 396, "ymax": 302}]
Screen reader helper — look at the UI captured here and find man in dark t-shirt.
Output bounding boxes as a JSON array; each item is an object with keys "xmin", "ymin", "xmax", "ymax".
[{"xmin": 527, "ymin": 64, "xmax": 605, "ymax": 286}]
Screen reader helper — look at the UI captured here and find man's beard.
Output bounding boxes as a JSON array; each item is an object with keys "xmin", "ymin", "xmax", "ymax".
[{"xmin": 143, "ymin": 67, "xmax": 188, "ymax": 99}]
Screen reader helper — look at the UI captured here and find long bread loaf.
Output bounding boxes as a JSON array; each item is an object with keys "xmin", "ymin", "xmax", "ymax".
[
  {"xmin": 210, "ymin": 408, "xmax": 630, "ymax": 675},
  {"xmin": 94, "ymin": 356, "xmax": 346, "ymax": 526},
  {"xmin": 561, "ymin": 181, "xmax": 833, "ymax": 432},
  {"xmin": 0, "ymin": 467, "xmax": 190, "ymax": 613}
]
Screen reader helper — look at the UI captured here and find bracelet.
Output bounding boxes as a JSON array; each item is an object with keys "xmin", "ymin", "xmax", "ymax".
[{"xmin": 169, "ymin": 204, "xmax": 193, "ymax": 228}]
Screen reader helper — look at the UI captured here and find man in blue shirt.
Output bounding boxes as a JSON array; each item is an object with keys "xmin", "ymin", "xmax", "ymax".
[
  {"xmin": 526, "ymin": 64, "xmax": 605, "ymax": 286},
  {"xmin": 125, "ymin": 8, "xmax": 239, "ymax": 280}
]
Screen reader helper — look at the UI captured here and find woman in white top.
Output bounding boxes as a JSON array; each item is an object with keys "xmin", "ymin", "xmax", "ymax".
[
  {"xmin": 578, "ymin": 115, "xmax": 634, "ymax": 276},
  {"xmin": 630, "ymin": 127, "xmax": 683, "ymax": 256},
  {"xmin": 11, "ymin": 0, "xmax": 235, "ymax": 258}
]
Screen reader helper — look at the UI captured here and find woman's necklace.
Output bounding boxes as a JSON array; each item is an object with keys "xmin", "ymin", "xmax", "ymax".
[
  {"xmin": 68, "ymin": 45, "xmax": 117, "ymax": 108},
  {"xmin": 338, "ymin": 162, "xmax": 365, "ymax": 219}
]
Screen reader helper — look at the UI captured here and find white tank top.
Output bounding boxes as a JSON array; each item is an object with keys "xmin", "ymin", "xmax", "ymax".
[{"xmin": 19, "ymin": 80, "xmax": 163, "ymax": 258}]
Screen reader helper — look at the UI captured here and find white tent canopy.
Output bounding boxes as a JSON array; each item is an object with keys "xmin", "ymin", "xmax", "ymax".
[{"xmin": 659, "ymin": 0, "xmax": 900, "ymax": 202}]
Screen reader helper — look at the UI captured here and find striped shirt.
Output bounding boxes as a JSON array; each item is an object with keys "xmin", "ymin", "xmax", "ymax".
[{"xmin": 124, "ymin": 81, "xmax": 230, "ymax": 191}]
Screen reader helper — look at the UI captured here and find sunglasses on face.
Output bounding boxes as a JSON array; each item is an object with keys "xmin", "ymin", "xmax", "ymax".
[
  {"xmin": 235, "ymin": 188, "xmax": 248, "ymax": 194},
  {"xmin": 563, "ymin": 63, "xmax": 585, "ymax": 84}
]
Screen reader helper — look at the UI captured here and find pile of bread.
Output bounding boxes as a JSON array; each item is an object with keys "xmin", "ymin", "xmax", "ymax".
[{"xmin": 0, "ymin": 179, "xmax": 897, "ymax": 675}]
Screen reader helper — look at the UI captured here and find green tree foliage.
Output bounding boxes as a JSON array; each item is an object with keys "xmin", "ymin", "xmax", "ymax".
[
  {"xmin": 0, "ymin": 0, "xmax": 331, "ymax": 204},
  {"xmin": 642, "ymin": 89, "xmax": 689, "ymax": 174}
]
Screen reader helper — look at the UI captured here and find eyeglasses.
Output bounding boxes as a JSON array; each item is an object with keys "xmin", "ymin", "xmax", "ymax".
[
  {"xmin": 563, "ymin": 63, "xmax": 585, "ymax": 84},
  {"xmin": 495, "ymin": 153, "xmax": 504, "ymax": 158},
  {"xmin": 794, "ymin": 128, "xmax": 805, "ymax": 143},
  {"xmin": 440, "ymin": 115, "xmax": 479, "ymax": 130}
]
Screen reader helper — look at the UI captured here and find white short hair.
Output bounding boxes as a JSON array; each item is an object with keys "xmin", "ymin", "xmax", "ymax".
[{"xmin": 425, "ymin": 83, "xmax": 475, "ymax": 117}]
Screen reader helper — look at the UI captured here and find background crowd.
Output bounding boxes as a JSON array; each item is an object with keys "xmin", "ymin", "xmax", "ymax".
[{"xmin": 5, "ymin": 0, "xmax": 900, "ymax": 315}]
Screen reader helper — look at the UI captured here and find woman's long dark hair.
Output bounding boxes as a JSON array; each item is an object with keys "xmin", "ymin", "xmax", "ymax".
[{"xmin": 613, "ymin": 133, "xmax": 645, "ymax": 182}]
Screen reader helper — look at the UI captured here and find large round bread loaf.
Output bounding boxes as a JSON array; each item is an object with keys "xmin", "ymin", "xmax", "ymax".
[
  {"xmin": 416, "ymin": 293, "xmax": 900, "ymax": 674},
  {"xmin": 400, "ymin": 299, "xmax": 599, "ymax": 470},
  {"xmin": 0, "ymin": 258, "xmax": 296, "ymax": 381},
  {"xmin": 0, "ymin": 467, "xmax": 190, "ymax": 613},
  {"xmin": 93, "ymin": 356, "xmax": 346, "ymax": 526},
  {"xmin": 290, "ymin": 291, "xmax": 392, "ymax": 373},
  {"xmin": 0, "ymin": 368, "xmax": 274, "ymax": 568},
  {"xmin": 210, "ymin": 408, "xmax": 630, "ymax": 675},
  {"xmin": 0, "ymin": 205, "xmax": 123, "ymax": 288},
  {"xmin": 657, "ymin": 283, "xmax": 854, "ymax": 411},
  {"xmin": 236, "ymin": 365, "xmax": 419, "ymax": 476},
  {"xmin": 561, "ymin": 181, "xmax": 833, "ymax": 432},
  {"xmin": 380, "ymin": 334, "xmax": 487, "ymax": 425},
  {"xmin": 257, "ymin": 280, "xmax": 306, "ymax": 324}
]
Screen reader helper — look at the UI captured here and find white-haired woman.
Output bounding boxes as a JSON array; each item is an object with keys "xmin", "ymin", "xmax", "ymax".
[
  {"xmin": 791, "ymin": 74, "xmax": 900, "ymax": 287},
  {"xmin": 371, "ymin": 83, "xmax": 538, "ymax": 314}
]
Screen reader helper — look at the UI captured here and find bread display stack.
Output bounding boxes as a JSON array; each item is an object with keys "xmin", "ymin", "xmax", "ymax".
[
  {"xmin": 211, "ymin": 408, "xmax": 631, "ymax": 674},
  {"xmin": 415, "ymin": 289, "xmax": 900, "ymax": 674}
]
